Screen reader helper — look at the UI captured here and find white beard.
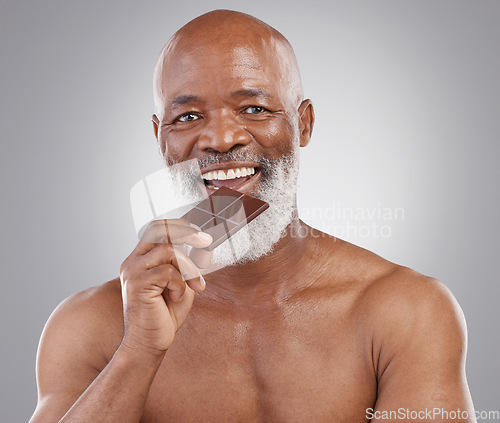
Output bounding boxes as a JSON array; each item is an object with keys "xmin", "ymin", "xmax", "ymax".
[
  {"xmin": 209, "ymin": 149, "xmax": 299, "ymax": 267},
  {"xmin": 162, "ymin": 145, "xmax": 300, "ymax": 269}
]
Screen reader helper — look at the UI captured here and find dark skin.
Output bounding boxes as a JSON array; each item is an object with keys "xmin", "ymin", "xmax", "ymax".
[{"xmin": 31, "ymin": 10, "xmax": 475, "ymax": 423}]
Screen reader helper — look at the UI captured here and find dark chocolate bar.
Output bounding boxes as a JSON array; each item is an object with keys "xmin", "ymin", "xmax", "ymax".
[{"xmin": 181, "ymin": 186, "xmax": 269, "ymax": 251}]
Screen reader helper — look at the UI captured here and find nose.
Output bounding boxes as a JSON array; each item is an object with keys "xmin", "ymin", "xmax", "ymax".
[{"xmin": 196, "ymin": 110, "xmax": 252, "ymax": 153}]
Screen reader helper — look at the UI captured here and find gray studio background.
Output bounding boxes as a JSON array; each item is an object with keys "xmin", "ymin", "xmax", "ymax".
[{"xmin": 1, "ymin": 0, "xmax": 499, "ymax": 421}]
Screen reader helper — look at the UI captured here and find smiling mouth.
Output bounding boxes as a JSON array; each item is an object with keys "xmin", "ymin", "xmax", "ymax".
[{"xmin": 201, "ymin": 166, "xmax": 259, "ymax": 190}]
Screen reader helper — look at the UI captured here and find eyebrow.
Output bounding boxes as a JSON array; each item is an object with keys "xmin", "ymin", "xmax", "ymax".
[
  {"xmin": 170, "ymin": 88, "xmax": 270, "ymax": 110},
  {"xmin": 170, "ymin": 95, "xmax": 201, "ymax": 110}
]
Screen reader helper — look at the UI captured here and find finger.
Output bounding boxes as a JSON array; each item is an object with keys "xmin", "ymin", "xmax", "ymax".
[
  {"xmin": 136, "ymin": 221, "xmax": 212, "ymax": 255},
  {"xmin": 189, "ymin": 247, "xmax": 214, "ymax": 269},
  {"xmin": 184, "ymin": 275, "xmax": 206, "ymax": 293},
  {"xmin": 148, "ymin": 264, "xmax": 186, "ymax": 303},
  {"xmin": 173, "ymin": 246, "xmax": 205, "ymax": 292},
  {"xmin": 170, "ymin": 246, "xmax": 206, "ymax": 292},
  {"xmin": 141, "ymin": 243, "xmax": 176, "ymax": 270},
  {"xmin": 143, "ymin": 243, "xmax": 205, "ymax": 291},
  {"xmin": 142, "ymin": 220, "xmax": 212, "ymax": 247}
]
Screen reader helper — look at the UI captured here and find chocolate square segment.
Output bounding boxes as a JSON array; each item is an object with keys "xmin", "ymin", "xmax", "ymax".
[
  {"xmin": 195, "ymin": 188, "xmax": 242, "ymax": 215},
  {"xmin": 181, "ymin": 186, "xmax": 269, "ymax": 251},
  {"xmin": 181, "ymin": 207, "xmax": 214, "ymax": 229},
  {"xmin": 202, "ymin": 217, "xmax": 240, "ymax": 250},
  {"xmin": 239, "ymin": 193, "xmax": 271, "ymax": 223},
  {"xmin": 199, "ymin": 216, "xmax": 218, "ymax": 231}
]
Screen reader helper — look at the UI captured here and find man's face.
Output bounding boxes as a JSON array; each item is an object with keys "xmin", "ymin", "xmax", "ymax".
[
  {"xmin": 153, "ymin": 35, "xmax": 312, "ymax": 265},
  {"xmin": 154, "ymin": 37, "xmax": 304, "ymax": 196}
]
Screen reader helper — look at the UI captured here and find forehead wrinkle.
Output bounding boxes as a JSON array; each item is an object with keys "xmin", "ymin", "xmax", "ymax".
[{"xmin": 230, "ymin": 88, "xmax": 270, "ymax": 100}]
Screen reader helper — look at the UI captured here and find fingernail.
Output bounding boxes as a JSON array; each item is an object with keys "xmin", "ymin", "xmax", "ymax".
[
  {"xmin": 198, "ymin": 232, "xmax": 212, "ymax": 243},
  {"xmin": 199, "ymin": 275, "xmax": 206, "ymax": 288}
]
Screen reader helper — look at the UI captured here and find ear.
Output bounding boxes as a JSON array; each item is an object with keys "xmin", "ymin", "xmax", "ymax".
[
  {"xmin": 297, "ymin": 99, "xmax": 315, "ymax": 147},
  {"xmin": 152, "ymin": 114, "xmax": 160, "ymax": 140},
  {"xmin": 152, "ymin": 114, "xmax": 167, "ymax": 157}
]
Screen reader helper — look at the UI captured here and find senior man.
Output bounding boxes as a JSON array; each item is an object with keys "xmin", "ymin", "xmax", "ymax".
[{"xmin": 31, "ymin": 10, "xmax": 475, "ymax": 423}]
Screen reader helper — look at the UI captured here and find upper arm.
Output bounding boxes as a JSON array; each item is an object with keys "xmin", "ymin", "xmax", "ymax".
[
  {"xmin": 30, "ymin": 284, "xmax": 123, "ymax": 422},
  {"xmin": 370, "ymin": 272, "xmax": 475, "ymax": 422}
]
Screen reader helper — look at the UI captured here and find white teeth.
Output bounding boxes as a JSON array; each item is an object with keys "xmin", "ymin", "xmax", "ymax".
[{"xmin": 201, "ymin": 167, "xmax": 256, "ymax": 180}]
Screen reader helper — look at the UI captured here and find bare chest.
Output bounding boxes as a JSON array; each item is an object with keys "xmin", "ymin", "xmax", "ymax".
[{"xmin": 140, "ymin": 301, "xmax": 377, "ymax": 422}]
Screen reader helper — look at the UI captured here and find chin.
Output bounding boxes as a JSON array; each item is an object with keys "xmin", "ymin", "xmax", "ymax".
[{"xmin": 208, "ymin": 203, "xmax": 293, "ymax": 269}]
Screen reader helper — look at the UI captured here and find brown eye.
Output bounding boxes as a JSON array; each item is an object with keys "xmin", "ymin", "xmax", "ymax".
[
  {"xmin": 178, "ymin": 113, "xmax": 200, "ymax": 122},
  {"xmin": 244, "ymin": 106, "xmax": 265, "ymax": 114}
]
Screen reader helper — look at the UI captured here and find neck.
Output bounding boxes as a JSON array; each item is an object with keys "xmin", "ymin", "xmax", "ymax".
[{"xmin": 202, "ymin": 215, "xmax": 320, "ymax": 309}]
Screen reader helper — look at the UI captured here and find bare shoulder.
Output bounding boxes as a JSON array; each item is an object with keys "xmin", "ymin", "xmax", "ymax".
[
  {"xmin": 31, "ymin": 279, "xmax": 124, "ymax": 421},
  {"xmin": 357, "ymin": 256, "xmax": 466, "ymax": 344},
  {"xmin": 40, "ymin": 278, "xmax": 124, "ymax": 370},
  {"xmin": 330, "ymin": 238, "xmax": 468, "ymax": 381},
  {"xmin": 362, "ymin": 264, "xmax": 464, "ymax": 322},
  {"xmin": 49, "ymin": 277, "xmax": 123, "ymax": 330},
  {"xmin": 311, "ymin": 231, "xmax": 466, "ymax": 346},
  {"xmin": 314, "ymin": 231, "xmax": 464, "ymax": 324},
  {"xmin": 313, "ymin": 232, "xmax": 470, "ymax": 398}
]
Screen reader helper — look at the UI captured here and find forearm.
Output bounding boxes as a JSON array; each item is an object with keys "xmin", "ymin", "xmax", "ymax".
[{"xmin": 60, "ymin": 345, "xmax": 165, "ymax": 422}]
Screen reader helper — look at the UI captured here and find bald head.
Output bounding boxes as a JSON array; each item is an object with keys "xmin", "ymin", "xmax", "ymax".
[{"xmin": 153, "ymin": 10, "xmax": 304, "ymax": 118}]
